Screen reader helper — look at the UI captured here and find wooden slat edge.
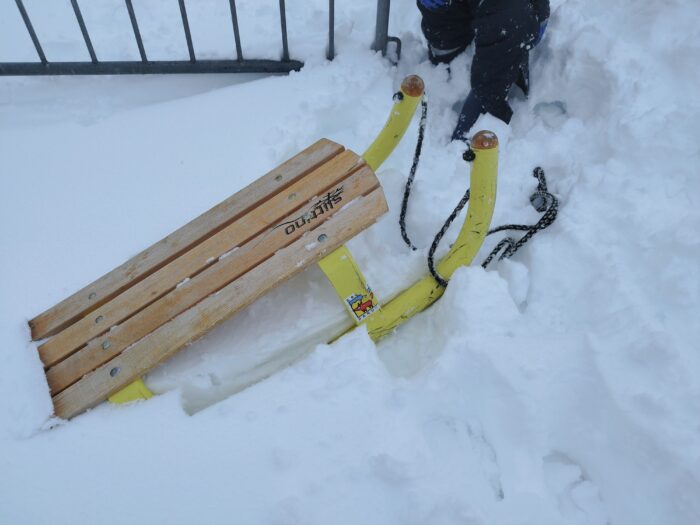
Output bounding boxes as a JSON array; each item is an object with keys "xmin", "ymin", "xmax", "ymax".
[
  {"xmin": 53, "ymin": 187, "xmax": 388, "ymax": 419},
  {"xmin": 46, "ymin": 165, "xmax": 379, "ymax": 394},
  {"xmin": 29, "ymin": 139, "xmax": 345, "ymax": 341}
]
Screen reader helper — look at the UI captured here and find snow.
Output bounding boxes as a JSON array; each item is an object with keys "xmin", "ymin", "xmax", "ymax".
[{"xmin": 1, "ymin": 0, "xmax": 700, "ymax": 523}]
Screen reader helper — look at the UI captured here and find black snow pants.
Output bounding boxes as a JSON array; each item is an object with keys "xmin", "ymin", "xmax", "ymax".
[{"xmin": 418, "ymin": 0, "xmax": 550, "ymax": 123}]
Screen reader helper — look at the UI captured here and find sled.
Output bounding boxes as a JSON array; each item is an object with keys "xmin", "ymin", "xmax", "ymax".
[{"xmin": 28, "ymin": 75, "xmax": 500, "ymax": 420}]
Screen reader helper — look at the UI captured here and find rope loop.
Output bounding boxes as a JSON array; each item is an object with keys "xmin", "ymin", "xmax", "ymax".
[
  {"xmin": 481, "ymin": 238, "xmax": 516, "ymax": 268},
  {"xmin": 481, "ymin": 167, "xmax": 559, "ymax": 269}
]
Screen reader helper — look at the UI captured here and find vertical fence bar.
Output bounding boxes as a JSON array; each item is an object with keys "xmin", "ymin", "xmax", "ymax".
[
  {"xmin": 327, "ymin": 0, "xmax": 335, "ymax": 60},
  {"xmin": 178, "ymin": 0, "xmax": 196, "ymax": 62},
  {"xmin": 278, "ymin": 0, "xmax": 290, "ymax": 62},
  {"xmin": 15, "ymin": 0, "xmax": 47, "ymax": 63},
  {"xmin": 372, "ymin": 0, "xmax": 390, "ymax": 55},
  {"xmin": 124, "ymin": 0, "xmax": 147, "ymax": 62},
  {"xmin": 228, "ymin": 0, "xmax": 243, "ymax": 61},
  {"xmin": 70, "ymin": 0, "xmax": 97, "ymax": 63}
]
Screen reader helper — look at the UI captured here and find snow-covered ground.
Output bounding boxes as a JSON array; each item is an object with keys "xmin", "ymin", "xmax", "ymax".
[{"xmin": 1, "ymin": 0, "xmax": 699, "ymax": 523}]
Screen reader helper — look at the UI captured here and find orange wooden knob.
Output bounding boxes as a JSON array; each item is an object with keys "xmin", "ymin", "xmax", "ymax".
[
  {"xmin": 401, "ymin": 75, "xmax": 425, "ymax": 97},
  {"xmin": 471, "ymin": 130, "xmax": 498, "ymax": 150}
]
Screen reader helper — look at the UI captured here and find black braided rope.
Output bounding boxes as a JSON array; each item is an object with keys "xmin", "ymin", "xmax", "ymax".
[
  {"xmin": 398, "ymin": 98, "xmax": 558, "ymax": 287},
  {"xmin": 426, "ymin": 167, "xmax": 558, "ymax": 284},
  {"xmin": 481, "ymin": 167, "xmax": 559, "ymax": 269},
  {"xmin": 399, "ymin": 96, "xmax": 428, "ymax": 251},
  {"xmin": 479, "ymin": 238, "xmax": 516, "ymax": 268},
  {"xmin": 427, "ymin": 189, "xmax": 470, "ymax": 286}
]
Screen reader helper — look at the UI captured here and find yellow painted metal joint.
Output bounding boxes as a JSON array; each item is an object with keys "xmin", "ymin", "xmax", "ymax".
[
  {"xmin": 108, "ymin": 378, "xmax": 154, "ymax": 405},
  {"xmin": 318, "ymin": 245, "xmax": 380, "ymax": 324}
]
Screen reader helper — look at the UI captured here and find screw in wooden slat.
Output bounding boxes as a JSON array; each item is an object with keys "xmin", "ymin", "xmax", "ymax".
[
  {"xmin": 109, "ymin": 367, "xmax": 120, "ymax": 377},
  {"xmin": 102, "ymin": 340, "xmax": 111, "ymax": 350}
]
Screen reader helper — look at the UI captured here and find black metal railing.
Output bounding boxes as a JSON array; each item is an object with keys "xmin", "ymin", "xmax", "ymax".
[
  {"xmin": 0, "ymin": 0, "xmax": 340, "ymax": 75},
  {"xmin": 372, "ymin": 0, "xmax": 401, "ymax": 60},
  {"xmin": 0, "ymin": 0, "xmax": 402, "ymax": 76}
]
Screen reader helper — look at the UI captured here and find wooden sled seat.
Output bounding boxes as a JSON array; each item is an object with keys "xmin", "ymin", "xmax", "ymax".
[{"xmin": 29, "ymin": 139, "xmax": 388, "ymax": 419}]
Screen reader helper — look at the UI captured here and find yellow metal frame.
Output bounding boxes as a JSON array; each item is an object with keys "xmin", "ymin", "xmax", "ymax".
[
  {"xmin": 364, "ymin": 132, "xmax": 498, "ymax": 341},
  {"xmin": 108, "ymin": 378, "xmax": 153, "ymax": 404},
  {"xmin": 362, "ymin": 75, "xmax": 425, "ymax": 172},
  {"xmin": 319, "ymin": 74, "xmax": 499, "ymax": 342},
  {"xmin": 316, "ymin": 75, "xmax": 427, "ymax": 329},
  {"xmin": 317, "ymin": 245, "xmax": 380, "ymax": 324},
  {"xmin": 111, "ymin": 75, "xmax": 499, "ymax": 407},
  {"xmin": 320, "ymin": 131, "xmax": 498, "ymax": 342}
]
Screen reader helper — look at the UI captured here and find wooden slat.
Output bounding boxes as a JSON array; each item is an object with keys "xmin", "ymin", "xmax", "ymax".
[
  {"xmin": 46, "ymin": 165, "xmax": 379, "ymax": 394},
  {"xmin": 53, "ymin": 188, "xmax": 388, "ymax": 419},
  {"xmin": 37, "ymin": 150, "xmax": 363, "ymax": 368},
  {"xmin": 29, "ymin": 139, "xmax": 345, "ymax": 341}
]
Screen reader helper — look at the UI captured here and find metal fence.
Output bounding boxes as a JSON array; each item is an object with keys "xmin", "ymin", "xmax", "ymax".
[
  {"xmin": 372, "ymin": 0, "xmax": 400, "ymax": 60},
  {"xmin": 0, "ymin": 0, "xmax": 398, "ymax": 76}
]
